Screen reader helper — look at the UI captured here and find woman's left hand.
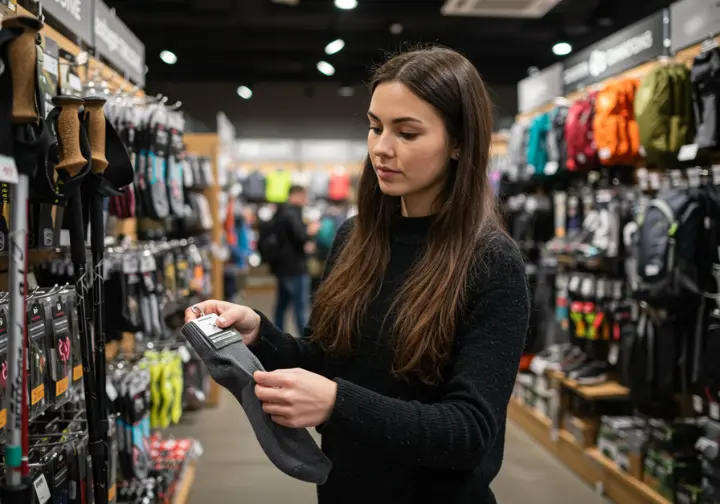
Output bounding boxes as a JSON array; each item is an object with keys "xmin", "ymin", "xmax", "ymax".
[{"xmin": 254, "ymin": 368, "xmax": 338, "ymax": 428}]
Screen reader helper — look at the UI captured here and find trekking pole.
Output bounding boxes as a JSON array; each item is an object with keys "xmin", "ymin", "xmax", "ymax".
[
  {"xmin": 1, "ymin": 15, "xmax": 43, "ymax": 504},
  {"xmin": 83, "ymin": 96, "xmax": 110, "ymax": 501},
  {"xmin": 53, "ymin": 95, "xmax": 107, "ymax": 504}
]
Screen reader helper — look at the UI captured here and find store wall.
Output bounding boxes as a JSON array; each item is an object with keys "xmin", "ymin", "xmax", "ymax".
[{"xmin": 150, "ymin": 81, "xmax": 518, "ymax": 139}]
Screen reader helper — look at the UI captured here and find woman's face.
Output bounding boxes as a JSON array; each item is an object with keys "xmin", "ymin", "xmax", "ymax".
[{"xmin": 367, "ymin": 81, "xmax": 456, "ymax": 214}]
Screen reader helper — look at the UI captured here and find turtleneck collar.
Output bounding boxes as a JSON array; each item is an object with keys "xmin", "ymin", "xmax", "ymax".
[{"xmin": 390, "ymin": 213, "xmax": 436, "ymax": 246}]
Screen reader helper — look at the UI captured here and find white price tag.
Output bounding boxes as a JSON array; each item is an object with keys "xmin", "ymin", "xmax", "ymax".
[
  {"xmin": 678, "ymin": 144, "xmax": 699, "ymax": 162},
  {"xmin": 34, "ymin": 474, "xmax": 52, "ymax": 504},
  {"xmin": 550, "ymin": 428, "xmax": 559, "ymax": 443},
  {"xmin": 711, "ymin": 402, "xmax": 720, "ymax": 421},
  {"xmin": 0, "ymin": 155, "xmax": 18, "ymax": 184},
  {"xmin": 693, "ymin": 395, "xmax": 704, "ymax": 414},
  {"xmin": 178, "ymin": 345, "xmax": 191, "ymax": 364},
  {"xmin": 106, "ymin": 382, "xmax": 118, "ymax": 402},
  {"xmin": 43, "ymin": 55, "xmax": 58, "ymax": 77},
  {"xmin": 595, "ymin": 481, "xmax": 605, "ymax": 495}
]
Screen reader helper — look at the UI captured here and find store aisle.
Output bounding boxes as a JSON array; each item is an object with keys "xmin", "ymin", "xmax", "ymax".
[{"xmin": 172, "ymin": 290, "xmax": 608, "ymax": 504}]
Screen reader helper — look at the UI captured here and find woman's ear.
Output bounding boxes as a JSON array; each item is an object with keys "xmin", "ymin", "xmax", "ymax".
[{"xmin": 451, "ymin": 149, "xmax": 460, "ymax": 160}]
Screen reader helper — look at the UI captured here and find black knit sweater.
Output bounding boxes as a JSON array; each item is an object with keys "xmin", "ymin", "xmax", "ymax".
[{"xmin": 251, "ymin": 214, "xmax": 529, "ymax": 504}]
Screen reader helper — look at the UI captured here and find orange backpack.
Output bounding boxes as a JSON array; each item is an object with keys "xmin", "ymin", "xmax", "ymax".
[{"xmin": 593, "ymin": 79, "xmax": 641, "ymax": 166}]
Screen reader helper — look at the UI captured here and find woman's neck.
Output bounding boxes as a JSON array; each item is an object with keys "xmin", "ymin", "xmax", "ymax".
[{"xmin": 401, "ymin": 194, "xmax": 437, "ymax": 217}]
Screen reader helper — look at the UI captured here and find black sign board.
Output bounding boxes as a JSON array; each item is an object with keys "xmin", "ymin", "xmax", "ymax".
[
  {"xmin": 562, "ymin": 11, "xmax": 665, "ymax": 93},
  {"xmin": 517, "ymin": 63, "xmax": 563, "ymax": 114},
  {"xmin": 43, "ymin": 0, "xmax": 93, "ymax": 44},
  {"xmin": 671, "ymin": 0, "xmax": 720, "ymax": 53},
  {"xmin": 93, "ymin": 0, "xmax": 146, "ymax": 87}
]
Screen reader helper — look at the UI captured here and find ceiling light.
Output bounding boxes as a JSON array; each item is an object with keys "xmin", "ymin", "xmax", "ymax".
[
  {"xmin": 325, "ymin": 38, "xmax": 345, "ymax": 55},
  {"xmin": 334, "ymin": 0, "xmax": 357, "ymax": 10},
  {"xmin": 237, "ymin": 85, "xmax": 253, "ymax": 100},
  {"xmin": 317, "ymin": 61, "xmax": 335, "ymax": 76},
  {"xmin": 338, "ymin": 86, "xmax": 355, "ymax": 97},
  {"xmin": 389, "ymin": 23, "xmax": 403, "ymax": 35},
  {"xmin": 552, "ymin": 42, "xmax": 572, "ymax": 56},
  {"xmin": 160, "ymin": 50, "xmax": 177, "ymax": 65}
]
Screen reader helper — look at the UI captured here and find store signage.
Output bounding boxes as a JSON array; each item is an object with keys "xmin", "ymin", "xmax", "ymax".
[
  {"xmin": 300, "ymin": 140, "xmax": 367, "ymax": 163},
  {"xmin": 236, "ymin": 139, "xmax": 299, "ymax": 162},
  {"xmin": 517, "ymin": 63, "xmax": 563, "ymax": 114},
  {"xmin": 562, "ymin": 12, "xmax": 665, "ymax": 93},
  {"xmin": 93, "ymin": 0, "xmax": 146, "ymax": 86},
  {"xmin": 43, "ymin": 0, "xmax": 93, "ymax": 44},
  {"xmin": 670, "ymin": 0, "xmax": 720, "ymax": 53}
]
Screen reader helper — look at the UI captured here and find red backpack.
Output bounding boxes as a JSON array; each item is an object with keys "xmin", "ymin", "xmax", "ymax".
[{"xmin": 565, "ymin": 92, "xmax": 598, "ymax": 172}]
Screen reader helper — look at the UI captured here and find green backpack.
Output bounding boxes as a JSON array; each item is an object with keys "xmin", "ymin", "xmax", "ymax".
[{"xmin": 635, "ymin": 64, "xmax": 695, "ymax": 169}]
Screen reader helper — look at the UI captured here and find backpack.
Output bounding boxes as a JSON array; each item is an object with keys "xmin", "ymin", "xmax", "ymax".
[
  {"xmin": 545, "ymin": 104, "xmax": 569, "ymax": 175},
  {"xmin": 257, "ymin": 216, "xmax": 284, "ymax": 266},
  {"xmin": 565, "ymin": 93, "xmax": 598, "ymax": 172},
  {"xmin": 635, "ymin": 188, "xmax": 703, "ymax": 305},
  {"xmin": 635, "ymin": 64, "xmax": 695, "ymax": 169},
  {"xmin": 691, "ymin": 46, "xmax": 720, "ymax": 149},
  {"xmin": 593, "ymin": 79, "xmax": 641, "ymax": 166},
  {"xmin": 526, "ymin": 113, "xmax": 551, "ymax": 176}
]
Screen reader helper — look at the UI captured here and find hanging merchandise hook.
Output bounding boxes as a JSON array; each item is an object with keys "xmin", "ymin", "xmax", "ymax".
[{"xmin": 191, "ymin": 306, "xmax": 205, "ymax": 317}]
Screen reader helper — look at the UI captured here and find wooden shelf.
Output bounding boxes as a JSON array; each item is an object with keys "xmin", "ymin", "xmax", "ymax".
[
  {"xmin": 586, "ymin": 448, "xmax": 670, "ymax": 504},
  {"xmin": 545, "ymin": 370, "xmax": 629, "ymax": 400},
  {"xmin": 172, "ymin": 460, "xmax": 197, "ymax": 504},
  {"xmin": 507, "ymin": 398, "xmax": 670, "ymax": 504},
  {"xmin": 564, "ymin": 379, "xmax": 629, "ymax": 400}
]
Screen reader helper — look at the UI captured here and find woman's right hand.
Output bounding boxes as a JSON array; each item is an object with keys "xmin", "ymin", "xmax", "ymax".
[{"xmin": 184, "ymin": 300, "xmax": 262, "ymax": 346}]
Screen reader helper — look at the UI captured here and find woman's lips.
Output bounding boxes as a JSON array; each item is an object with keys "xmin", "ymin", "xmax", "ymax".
[{"xmin": 376, "ymin": 166, "xmax": 401, "ymax": 180}]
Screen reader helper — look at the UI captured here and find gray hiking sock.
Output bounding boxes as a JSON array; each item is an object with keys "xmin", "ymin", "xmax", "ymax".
[{"xmin": 182, "ymin": 314, "xmax": 332, "ymax": 484}]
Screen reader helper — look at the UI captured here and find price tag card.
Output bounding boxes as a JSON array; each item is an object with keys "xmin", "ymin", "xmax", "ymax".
[
  {"xmin": 73, "ymin": 364, "xmax": 83, "ymax": 381},
  {"xmin": 678, "ymin": 144, "xmax": 699, "ymax": 162},
  {"xmin": 56, "ymin": 376, "xmax": 69, "ymax": 397},
  {"xmin": 693, "ymin": 395, "xmax": 704, "ymax": 414},
  {"xmin": 711, "ymin": 402, "xmax": 720, "ymax": 421},
  {"xmin": 0, "ymin": 155, "xmax": 18, "ymax": 184},
  {"xmin": 33, "ymin": 474, "xmax": 51, "ymax": 504}
]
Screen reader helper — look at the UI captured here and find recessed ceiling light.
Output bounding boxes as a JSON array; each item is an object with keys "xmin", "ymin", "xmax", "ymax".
[
  {"xmin": 160, "ymin": 50, "xmax": 177, "ymax": 65},
  {"xmin": 334, "ymin": 0, "xmax": 357, "ymax": 10},
  {"xmin": 317, "ymin": 61, "xmax": 335, "ymax": 76},
  {"xmin": 325, "ymin": 39, "xmax": 345, "ymax": 55},
  {"xmin": 389, "ymin": 23, "xmax": 403, "ymax": 35},
  {"xmin": 552, "ymin": 42, "xmax": 572, "ymax": 56},
  {"xmin": 237, "ymin": 85, "xmax": 253, "ymax": 99},
  {"xmin": 338, "ymin": 86, "xmax": 355, "ymax": 97}
]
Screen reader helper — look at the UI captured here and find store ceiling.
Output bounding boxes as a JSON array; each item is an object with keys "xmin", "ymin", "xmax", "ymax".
[{"xmin": 110, "ymin": 0, "xmax": 670, "ymax": 87}]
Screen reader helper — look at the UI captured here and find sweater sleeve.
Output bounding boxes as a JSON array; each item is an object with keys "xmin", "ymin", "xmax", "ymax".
[
  {"xmin": 324, "ymin": 236, "xmax": 529, "ymax": 470},
  {"xmin": 249, "ymin": 218, "xmax": 355, "ymax": 373}
]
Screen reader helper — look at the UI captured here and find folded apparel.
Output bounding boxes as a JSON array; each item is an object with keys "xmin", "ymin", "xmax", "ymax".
[{"xmin": 182, "ymin": 314, "xmax": 332, "ymax": 484}]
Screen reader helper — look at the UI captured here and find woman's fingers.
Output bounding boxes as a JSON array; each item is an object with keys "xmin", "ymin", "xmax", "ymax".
[
  {"xmin": 184, "ymin": 299, "xmax": 234, "ymax": 323},
  {"xmin": 262, "ymin": 402, "xmax": 291, "ymax": 417},
  {"xmin": 255, "ymin": 384, "xmax": 291, "ymax": 404}
]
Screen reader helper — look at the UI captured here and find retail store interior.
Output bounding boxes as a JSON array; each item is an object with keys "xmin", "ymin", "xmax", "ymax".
[{"xmin": 2, "ymin": 0, "xmax": 720, "ymax": 502}]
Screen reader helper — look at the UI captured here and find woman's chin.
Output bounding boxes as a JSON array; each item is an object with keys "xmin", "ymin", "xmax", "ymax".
[{"xmin": 377, "ymin": 178, "xmax": 406, "ymax": 197}]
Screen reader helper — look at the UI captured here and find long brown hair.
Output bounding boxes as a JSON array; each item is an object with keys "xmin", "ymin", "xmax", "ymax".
[{"xmin": 310, "ymin": 47, "xmax": 501, "ymax": 384}]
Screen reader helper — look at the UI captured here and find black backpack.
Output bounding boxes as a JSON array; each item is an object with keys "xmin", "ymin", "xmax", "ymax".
[
  {"xmin": 257, "ymin": 216, "xmax": 284, "ymax": 266},
  {"xmin": 635, "ymin": 188, "xmax": 704, "ymax": 306}
]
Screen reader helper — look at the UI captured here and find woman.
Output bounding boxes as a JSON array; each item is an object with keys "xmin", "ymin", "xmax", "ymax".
[{"xmin": 185, "ymin": 47, "xmax": 529, "ymax": 503}]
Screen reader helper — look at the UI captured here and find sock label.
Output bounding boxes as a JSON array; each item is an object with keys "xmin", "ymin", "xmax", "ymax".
[{"xmin": 188, "ymin": 315, "xmax": 244, "ymax": 350}]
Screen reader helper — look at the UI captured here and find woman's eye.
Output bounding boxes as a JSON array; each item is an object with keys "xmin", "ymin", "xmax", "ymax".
[
  {"xmin": 369, "ymin": 126, "xmax": 382, "ymax": 135},
  {"xmin": 399, "ymin": 132, "xmax": 418, "ymax": 140}
]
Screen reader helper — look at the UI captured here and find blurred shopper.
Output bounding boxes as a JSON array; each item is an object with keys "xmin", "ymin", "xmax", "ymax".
[
  {"xmin": 259, "ymin": 185, "xmax": 319, "ymax": 334},
  {"xmin": 227, "ymin": 208, "xmax": 254, "ymax": 303},
  {"xmin": 187, "ymin": 47, "xmax": 529, "ymax": 504}
]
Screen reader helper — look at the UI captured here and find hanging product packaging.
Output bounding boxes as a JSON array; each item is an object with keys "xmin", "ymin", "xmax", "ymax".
[
  {"xmin": 122, "ymin": 252, "xmax": 142, "ymax": 333},
  {"xmin": 0, "ymin": 299, "xmax": 8, "ymax": 432},
  {"xmin": 48, "ymin": 291, "xmax": 73, "ymax": 407},
  {"xmin": 27, "ymin": 294, "xmax": 50, "ymax": 419},
  {"xmin": 167, "ymin": 112, "xmax": 186, "ymax": 218},
  {"xmin": 175, "ymin": 245, "xmax": 191, "ymax": 298},
  {"xmin": 117, "ymin": 366, "xmax": 151, "ymax": 480},
  {"xmin": 145, "ymin": 110, "xmax": 170, "ymax": 219},
  {"xmin": 62, "ymin": 286, "xmax": 84, "ymax": 386}
]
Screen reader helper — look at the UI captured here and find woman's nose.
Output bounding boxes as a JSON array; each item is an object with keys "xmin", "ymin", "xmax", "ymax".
[{"xmin": 372, "ymin": 132, "xmax": 394, "ymax": 158}]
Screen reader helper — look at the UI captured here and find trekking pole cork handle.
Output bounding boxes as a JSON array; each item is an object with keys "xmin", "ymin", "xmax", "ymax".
[
  {"xmin": 1, "ymin": 16, "xmax": 43, "ymax": 124},
  {"xmin": 53, "ymin": 96, "xmax": 86, "ymax": 177},
  {"xmin": 83, "ymin": 97, "xmax": 109, "ymax": 174}
]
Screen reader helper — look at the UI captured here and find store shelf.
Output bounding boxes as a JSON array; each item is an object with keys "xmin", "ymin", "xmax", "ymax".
[
  {"xmin": 173, "ymin": 460, "xmax": 197, "ymax": 504},
  {"xmin": 508, "ymin": 399, "xmax": 670, "ymax": 504},
  {"xmin": 586, "ymin": 449, "xmax": 670, "ymax": 504},
  {"xmin": 545, "ymin": 370, "xmax": 629, "ymax": 400}
]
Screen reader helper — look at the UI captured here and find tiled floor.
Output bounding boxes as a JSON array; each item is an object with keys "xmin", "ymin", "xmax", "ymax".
[{"xmin": 170, "ymin": 290, "xmax": 610, "ymax": 504}]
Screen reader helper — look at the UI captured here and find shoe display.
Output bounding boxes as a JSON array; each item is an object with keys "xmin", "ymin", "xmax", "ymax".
[{"xmin": 572, "ymin": 361, "xmax": 609, "ymax": 385}]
